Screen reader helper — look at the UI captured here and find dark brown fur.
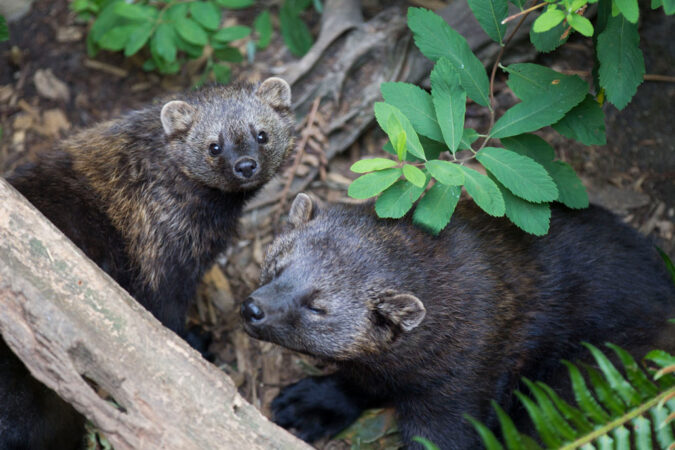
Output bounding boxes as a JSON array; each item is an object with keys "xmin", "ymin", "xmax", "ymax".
[
  {"xmin": 242, "ymin": 194, "xmax": 675, "ymax": 449},
  {"xmin": 1, "ymin": 78, "xmax": 293, "ymax": 449}
]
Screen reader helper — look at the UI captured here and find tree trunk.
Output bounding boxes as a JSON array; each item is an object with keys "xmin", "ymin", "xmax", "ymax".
[{"xmin": 0, "ymin": 178, "xmax": 311, "ymax": 450}]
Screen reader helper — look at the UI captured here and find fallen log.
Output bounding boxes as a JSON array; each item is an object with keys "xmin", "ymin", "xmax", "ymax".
[{"xmin": 0, "ymin": 177, "xmax": 310, "ymax": 450}]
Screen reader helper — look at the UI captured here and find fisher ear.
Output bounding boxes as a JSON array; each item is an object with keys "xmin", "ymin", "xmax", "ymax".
[
  {"xmin": 288, "ymin": 193, "xmax": 316, "ymax": 229},
  {"xmin": 374, "ymin": 291, "xmax": 426, "ymax": 332},
  {"xmin": 160, "ymin": 101, "xmax": 196, "ymax": 136},
  {"xmin": 256, "ymin": 77, "xmax": 292, "ymax": 109}
]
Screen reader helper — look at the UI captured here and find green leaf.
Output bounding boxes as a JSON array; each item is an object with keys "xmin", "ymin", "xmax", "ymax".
[
  {"xmin": 530, "ymin": 20, "xmax": 569, "ymax": 53},
  {"xmin": 408, "ymin": 7, "xmax": 490, "ymax": 107},
  {"xmin": 492, "ymin": 96, "xmax": 584, "ymax": 139},
  {"xmin": 466, "ymin": 0, "xmax": 508, "ymax": 43},
  {"xmin": 413, "ymin": 184, "xmax": 461, "ymax": 234},
  {"xmin": 99, "ymin": 24, "xmax": 136, "ymax": 51},
  {"xmin": 460, "ymin": 128, "xmax": 480, "ymax": 150},
  {"xmin": 605, "ymin": 343, "xmax": 658, "ymax": 399},
  {"xmin": 663, "ymin": 0, "xmax": 675, "ymax": 14},
  {"xmin": 552, "ymin": 95, "xmax": 606, "ymax": 145},
  {"xmin": 375, "ymin": 180, "xmax": 426, "ymax": 218},
  {"xmin": 597, "ymin": 15, "xmax": 644, "ymax": 110},
  {"xmin": 351, "ymin": 158, "xmax": 398, "ymax": 173},
  {"xmin": 0, "ymin": 15, "xmax": 9, "ymax": 42},
  {"xmin": 412, "ymin": 436, "xmax": 442, "ymax": 450},
  {"xmin": 504, "ymin": 63, "xmax": 588, "ymax": 103},
  {"xmin": 644, "ymin": 350, "xmax": 675, "ymax": 371},
  {"xmin": 500, "ymin": 134, "xmax": 555, "ymax": 165},
  {"xmin": 537, "ymin": 382, "xmax": 594, "ymax": 434},
  {"xmin": 562, "ymin": 360, "xmax": 610, "ymax": 424},
  {"xmin": 112, "ymin": 2, "xmax": 156, "ymax": 20},
  {"xmin": 214, "ymin": 0, "xmax": 254, "ymax": 8},
  {"xmin": 381, "ymin": 82, "xmax": 444, "ymax": 142},
  {"xmin": 514, "ymin": 391, "xmax": 563, "ymax": 448},
  {"xmin": 152, "ymin": 23, "xmax": 177, "ymax": 63},
  {"xmin": 477, "ymin": 147, "xmax": 557, "ymax": 202},
  {"xmin": 460, "ymin": 166, "xmax": 505, "ymax": 216},
  {"xmin": 212, "ymin": 63, "xmax": 231, "ymax": 83},
  {"xmin": 632, "ymin": 416, "xmax": 653, "ymax": 449},
  {"xmin": 615, "ymin": 0, "xmax": 639, "ymax": 22},
  {"xmin": 492, "ymin": 177, "xmax": 551, "ymax": 235},
  {"xmin": 190, "ymin": 2, "xmax": 221, "ymax": 31},
  {"xmin": 280, "ymin": 3, "xmax": 313, "ymax": 57},
  {"xmin": 548, "ymin": 161, "xmax": 589, "ymax": 209},
  {"xmin": 213, "ymin": 45, "xmax": 243, "ymax": 62},
  {"xmin": 166, "ymin": 3, "xmax": 189, "ymax": 21},
  {"xmin": 348, "ymin": 168, "xmax": 402, "ymax": 199},
  {"xmin": 533, "ymin": 8, "xmax": 565, "ymax": 33},
  {"xmin": 426, "ymin": 160, "xmax": 465, "ymax": 186},
  {"xmin": 124, "ymin": 22, "xmax": 154, "ymax": 57},
  {"xmin": 90, "ymin": 0, "xmax": 126, "ymax": 44},
  {"xmin": 464, "ymin": 415, "xmax": 505, "ymax": 450},
  {"xmin": 254, "ymin": 11, "xmax": 272, "ymax": 49},
  {"xmin": 431, "ymin": 59, "xmax": 467, "ymax": 154},
  {"xmin": 567, "ymin": 12, "xmax": 594, "ymax": 37},
  {"xmin": 403, "ymin": 165, "xmax": 427, "ymax": 188},
  {"xmin": 374, "ymin": 103, "xmax": 426, "ymax": 160},
  {"xmin": 492, "ymin": 400, "xmax": 525, "ymax": 450},
  {"xmin": 583, "ymin": 343, "xmax": 642, "ymax": 406},
  {"xmin": 584, "ymin": 364, "xmax": 626, "ymax": 415},
  {"xmin": 175, "ymin": 17, "xmax": 208, "ymax": 46},
  {"xmin": 656, "ymin": 247, "xmax": 675, "ymax": 285},
  {"xmin": 212, "ymin": 25, "xmax": 252, "ymax": 42}
]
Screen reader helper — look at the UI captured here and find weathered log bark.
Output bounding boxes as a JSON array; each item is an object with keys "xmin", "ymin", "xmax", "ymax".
[{"xmin": 0, "ymin": 177, "xmax": 310, "ymax": 450}]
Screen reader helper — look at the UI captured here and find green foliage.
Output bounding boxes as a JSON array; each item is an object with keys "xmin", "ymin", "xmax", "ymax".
[
  {"xmin": 73, "ymin": 0, "xmax": 317, "ymax": 80},
  {"xmin": 350, "ymin": 0, "xmax": 665, "ymax": 235},
  {"xmin": 0, "ymin": 15, "xmax": 9, "ymax": 42},
  {"xmin": 467, "ymin": 344, "xmax": 675, "ymax": 449}
]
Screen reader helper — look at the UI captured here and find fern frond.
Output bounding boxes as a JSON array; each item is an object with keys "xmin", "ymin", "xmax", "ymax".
[{"xmin": 469, "ymin": 344, "xmax": 675, "ymax": 449}]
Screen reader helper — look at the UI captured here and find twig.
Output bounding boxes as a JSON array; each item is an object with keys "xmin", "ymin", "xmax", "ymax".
[
  {"xmin": 644, "ymin": 74, "xmax": 675, "ymax": 83},
  {"xmin": 502, "ymin": 2, "xmax": 545, "ymax": 24},
  {"xmin": 272, "ymin": 97, "xmax": 322, "ymax": 230}
]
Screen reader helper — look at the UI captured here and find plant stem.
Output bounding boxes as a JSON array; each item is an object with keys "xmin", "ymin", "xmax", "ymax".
[
  {"xmin": 559, "ymin": 386, "xmax": 675, "ymax": 449},
  {"xmin": 502, "ymin": 2, "xmax": 546, "ymax": 24},
  {"xmin": 477, "ymin": 6, "xmax": 534, "ymax": 153}
]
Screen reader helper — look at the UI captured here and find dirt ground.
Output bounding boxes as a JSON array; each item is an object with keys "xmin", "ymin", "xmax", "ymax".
[{"xmin": 0, "ymin": 1, "xmax": 672, "ymax": 448}]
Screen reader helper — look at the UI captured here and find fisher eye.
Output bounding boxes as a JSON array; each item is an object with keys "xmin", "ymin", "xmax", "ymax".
[
  {"xmin": 256, "ymin": 131, "xmax": 268, "ymax": 144},
  {"xmin": 301, "ymin": 289, "xmax": 325, "ymax": 315},
  {"xmin": 209, "ymin": 143, "xmax": 222, "ymax": 156}
]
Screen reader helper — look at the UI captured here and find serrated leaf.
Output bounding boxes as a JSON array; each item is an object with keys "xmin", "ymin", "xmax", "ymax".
[
  {"xmin": 533, "ymin": 8, "xmax": 565, "ymax": 32},
  {"xmin": 584, "ymin": 343, "xmax": 642, "ymax": 406},
  {"xmin": 0, "ymin": 15, "xmax": 8, "ymax": 42},
  {"xmin": 215, "ymin": 0, "xmax": 254, "ymax": 8},
  {"xmin": 597, "ymin": 15, "xmax": 644, "ymax": 110},
  {"xmin": 124, "ymin": 22, "xmax": 154, "ymax": 57},
  {"xmin": 477, "ymin": 147, "xmax": 557, "ymax": 202},
  {"xmin": 99, "ymin": 24, "xmax": 137, "ymax": 51},
  {"xmin": 632, "ymin": 416, "xmax": 653, "ymax": 449},
  {"xmin": 351, "ymin": 158, "xmax": 398, "ymax": 173},
  {"xmin": 403, "ymin": 165, "xmax": 427, "ymax": 187},
  {"xmin": 460, "ymin": 128, "xmax": 479, "ymax": 150},
  {"xmin": 413, "ymin": 183, "xmax": 461, "ymax": 234},
  {"xmin": 567, "ymin": 12, "xmax": 594, "ymax": 37},
  {"xmin": 408, "ymin": 8, "xmax": 490, "ymax": 107},
  {"xmin": 563, "ymin": 360, "xmax": 611, "ymax": 424},
  {"xmin": 530, "ymin": 20, "xmax": 569, "ymax": 53},
  {"xmin": 500, "ymin": 134, "xmax": 555, "ymax": 165},
  {"xmin": 492, "ymin": 176, "xmax": 551, "ymax": 235},
  {"xmin": 606, "ymin": 343, "xmax": 658, "ymax": 400},
  {"xmin": 375, "ymin": 180, "xmax": 426, "ymax": 218},
  {"xmin": 431, "ymin": 59, "xmax": 467, "ymax": 154},
  {"xmin": 374, "ymin": 103, "xmax": 426, "ymax": 160},
  {"xmin": 190, "ymin": 2, "xmax": 221, "ymax": 31},
  {"xmin": 552, "ymin": 95, "xmax": 606, "ymax": 145},
  {"xmin": 514, "ymin": 391, "xmax": 563, "ymax": 448},
  {"xmin": 212, "ymin": 64, "xmax": 231, "ymax": 83},
  {"xmin": 492, "ymin": 400, "xmax": 525, "ymax": 450},
  {"xmin": 212, "ymin": 25, "xmax": 251, "ymax": 42},
  {"xmin": 548, "ymin": 161, "xmax": 588, "ymax": 208},
  {"xmin": 491, "ymin": 95, "xmax": 584, "ymax": 139},
  {"xmin": 461, "ymin": 166, "xmax": 505, "ymax": 216},
  {"xmin": 254, "ymin": 10, "xmax": 272, "ymax": 49},
  {"xmin": 615, "ymin": 0, "xmax": 639, "ymax": 22},
  {"xmin": 175, "ymin": 17, "xmax": 208, "ymax": 46},
  {"xmin": 466, "ymin": 0, "xmax": 508, "ymax": 43},
  {"xmin": 584, "ymin": 364, "xmax": 626, "ymax": 415},
  {"xmin": 152, "ymin": 23, "xmax": 177, "ymax": 63},
  {"xmin": 348, "ymin": 168, "xmax": 402, "ymax": 199},
  {"xmin": 280, "ymin": 3, "xmax": 313, "ymax": 57},
  {"xmin": 426, "ymin": 160, "xmax": 465, "ymax": 186},
  {"xmin": 381, "ymin": 82, "xmax": 443, "ymax": 142},
  {"xmin": 504, "ymin": 63, "xmax": 589, "ymax": 103}
]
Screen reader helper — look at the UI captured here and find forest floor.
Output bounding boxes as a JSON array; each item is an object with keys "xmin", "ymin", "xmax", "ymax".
[{"xmin": 0, "ymin": 1, "xmax": 673, "ymax": 448}]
